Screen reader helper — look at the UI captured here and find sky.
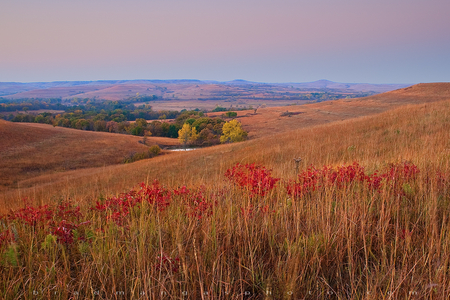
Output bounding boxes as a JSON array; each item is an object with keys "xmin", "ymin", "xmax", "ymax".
[{"xmin": 1, "ymin": 0, "xmax": 449, "ymax": 84}]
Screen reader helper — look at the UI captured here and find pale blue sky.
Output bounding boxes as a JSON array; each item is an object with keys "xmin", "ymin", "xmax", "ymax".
[{"xmin": 1, "ymin": 0, "xmax": 449, "ymax": 83}]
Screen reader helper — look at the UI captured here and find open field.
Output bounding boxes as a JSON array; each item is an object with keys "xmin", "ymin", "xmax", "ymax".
[
  {"xmin": 1, "ymin": 83, "xmax": 450, "ymax": 298},
  {"xmin": 3, "ymin": 94, "xmax": 449, "ymax": 209},
  {"xmin": 1, "ymin": 82, "xmax": 449, "ymax": 200},
  {"xmin": 210, "ymin": 82, "xmax": 450, "ymax": 138},
  {"xmin": 0, "ymin": 120, "xmax": 179, "ymax": 192},
  {"xmin": 135, "ymin": 98, "xmax": 311, "ymax": 111}
]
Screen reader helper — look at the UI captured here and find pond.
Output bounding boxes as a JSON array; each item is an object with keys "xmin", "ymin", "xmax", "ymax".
[{"xmin": 167, "ymin": 148, "xmax": 197, "ymax": 152}]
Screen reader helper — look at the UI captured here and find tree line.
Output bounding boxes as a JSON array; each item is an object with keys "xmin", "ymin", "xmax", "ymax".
[{"xmin": 7, "ymin": 108, "xmax": 247, "ymax": 146}]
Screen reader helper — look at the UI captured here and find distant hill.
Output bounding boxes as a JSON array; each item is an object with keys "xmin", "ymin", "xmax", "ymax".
[
  {"xmin": 0, "ymin": 79, "xmax": 410, "ymax": 101},
  {"xmin": 284, "ymin": 79, "xmax": 410, "ymax": 93}
]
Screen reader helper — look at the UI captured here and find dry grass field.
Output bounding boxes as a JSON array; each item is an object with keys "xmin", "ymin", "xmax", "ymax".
[
  {"xmin": 209, "ymin": 82, "xmax": 450, "ymax": 139},
  {"xmin": 138, "ymin": 98, "xmax": 311, "ymax": 112},
  {"xmin": 1, "ymin": 83, "xmax": 450, "ymax": 299},
  {"xmin": 1, "ymin": 83, "xmax": 449, "ymax": 206},
  {"xmin": 4, "ymin": 95, "xmax": 448, "ymax": 210},
  {"xmin": 0, "ymin": 120, "xmax": 179, "ymax": 192}
]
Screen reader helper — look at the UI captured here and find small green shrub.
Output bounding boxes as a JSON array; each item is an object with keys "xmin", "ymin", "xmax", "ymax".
[
  {"xmin": 2, "ymin": 244, "xmax": 19, "ymax": 267},
  {"xmin": 225, "ymin": 111, "xmax": 237, "ymax": 118},
  {"xmin": 148, "ymin": 145, "xmax": 161, "ymax": 156},
  {"xmin": 123, "ymin": 145, "xmax": 161, "ymax": 163}
]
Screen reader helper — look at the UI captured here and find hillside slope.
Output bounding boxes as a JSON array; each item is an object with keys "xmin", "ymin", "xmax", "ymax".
[
  {"xmin": 217, "ymin": 82, "xmax": 450, "ymax": 138},
  {"xmin": 0, "ymin": 120, "xmax": 179, "ymax": 191},
  {"xmin": 3, "ymin": 97, "xmax": 449, "ymax": 210},
  {"xmin": 2, "ymin": 82, "xmax": 449, "ymax": 206}
]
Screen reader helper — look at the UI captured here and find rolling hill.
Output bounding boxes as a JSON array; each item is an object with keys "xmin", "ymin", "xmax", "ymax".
[
  {"xmin": 1, "ymin": 82, "xmax": 449, "ymax": 210},
  {"xmin": 210, "ymin": 82, "xmax": 450, "ymax": 138},
  {"xmin": 0, "ymin": 120, "xmax": 179, "ymax": 193}
]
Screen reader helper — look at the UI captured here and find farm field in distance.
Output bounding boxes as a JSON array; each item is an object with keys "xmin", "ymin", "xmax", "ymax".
[{"xmin": 1, "ymin": 81, "xmax": 450, "ymax": 298}]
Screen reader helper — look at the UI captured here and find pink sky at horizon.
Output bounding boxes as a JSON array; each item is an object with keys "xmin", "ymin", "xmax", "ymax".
[{"xmin": 1, "ymin": 0, "xmax": 449, "ymax": 84}]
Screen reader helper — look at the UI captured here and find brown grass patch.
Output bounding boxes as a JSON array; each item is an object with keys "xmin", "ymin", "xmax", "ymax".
[{"xmin": 0, "ymin": 120, "xmax": 179, "ymax": 192}]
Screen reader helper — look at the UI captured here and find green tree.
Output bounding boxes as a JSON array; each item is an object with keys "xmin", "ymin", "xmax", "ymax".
[
  {"xmin": 225, "ymin": 111, "xmax": 237, "ymax": 118},
  {"xmin": 220, "ymin": 119, "xmax": 247, "ymax": 143},
  {"xmin": 178, "ymin": 123, "xmax": 198, "ymax": 148}
]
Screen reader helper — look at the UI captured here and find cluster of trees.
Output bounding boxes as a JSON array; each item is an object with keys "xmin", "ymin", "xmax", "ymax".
[
  {"xmin": 171, "ymin": 111, "xmax": 226, "ymax": 145},
  {"xmin": 223, "ymin": 111, "xmax": 238, "ymax": 118},
  {"xmin": 0, "ymin": 98, "xmax": 65, "ymax": 112},
  {"xmin": 9, "ymin": 111, "xmax": 180, "ymax": 136},
  {"xmin": 178, "ymin": 119, "xmax": 247, "ymax": 147},
  {"xmin": 4, "ymin": 96, "xmax": 249, "ymax": 146},
  {"xmin": 7, "ymin": 108, "xmax": 246, "ymax": 146},
  {"xmin": 6, "ymin": 103, "xmax": 179, "ymax": 123}
]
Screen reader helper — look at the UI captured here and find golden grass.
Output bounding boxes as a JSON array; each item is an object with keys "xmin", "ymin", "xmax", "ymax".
[
  {"xmin": 0, "ymin": 120, "xmax": 179, "ymax": 192},
  {"xmin": 208, "ymin": 82, "xmax": 450, "ymax": 139},
  {"xmin": 3, "ymin": 98, "xmax": 449, "ymax": 211}
]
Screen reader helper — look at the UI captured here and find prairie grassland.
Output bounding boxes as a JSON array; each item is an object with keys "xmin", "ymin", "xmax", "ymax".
[
  {"xmin": 0, "ymin": 120, "xmax": 179, "ymax": 192},
  {"xmin": 210, "ymin": 82, "xmax": 450, "ymax": 139},
  {"xmin": 1, "ymin": 100, "xmax": 450, "ymax": 299},
  {"xmin": 4, "ymin": 99, "xmax": 449, "ymax": 210}
]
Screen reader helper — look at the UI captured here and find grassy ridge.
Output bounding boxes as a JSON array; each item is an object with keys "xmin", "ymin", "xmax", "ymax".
[
  {"xmin": 0, "ymin": 120, "xmax": 179, "ymax": 193},
  {"xmin": 1, "ymin": 99, "xmax": 450, "ymax": 298}
]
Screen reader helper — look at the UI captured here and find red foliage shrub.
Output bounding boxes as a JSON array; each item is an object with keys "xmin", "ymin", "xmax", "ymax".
[
  {"xmin": 138, "ymin": 180, "xmax": 171, "ymax": 211},
  {"xmin": 91, "ymin": 180, "xmax": 171, "ymax": 225},
  {"xmin": 174, "ymin": 185, "xmax": 215, "ymax": 220},
  {"xmin": 384, "ymin": 161, "xmax": 420, "ymax": 183},
  {"xmin": 286, "ymin": 161, "xmax": 421, "ymax": 199},
  {"xmin": 8, "ymin": 199, "xmax": 53, "ymax": 227},
  {"xmin": 225, "ymin": 163, "xmax": 280, "ymax": 197}
]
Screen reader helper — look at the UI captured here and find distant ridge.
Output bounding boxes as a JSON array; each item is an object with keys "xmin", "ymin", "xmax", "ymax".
[{"xmin": 0, "ymin": 79, "xmax": 411, "ymax": 100}]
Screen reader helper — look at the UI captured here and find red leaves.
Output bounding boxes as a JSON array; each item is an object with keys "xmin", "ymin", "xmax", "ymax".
[
  {"xmin": 51, "ymin": 220, "xmax": 78, "ymax": 244},
  {"xmin": 5, "ymin": 200, "xmax": 88, "ymax": 245},
  {"xmin": 0, "ymin": 229, "xmax": 13, "ymax": 249},
  {"xmin": 385, "ymin": 161, "xmax": 420, "ymax": 182},
  {"xmin": 286, "ymin": 161, "xmax": 421, "ymax": 199},
  {"xmin": 138, "ymin": 181, "xmax": 171, "ymax": 211},
  {"xmin": 225, "ymin": 163, "xmax": 280, "ymax": 197},
  {"xmin": 8, "ymin": 199, "xmax": 53, "ymax": 227},
  {"xmin": 91, "ymin": 180, "xmax": 172, "ymax": 225},
  {"xmin": 174, "ymin": 185, "xmax": 215, "ymax": 220}
]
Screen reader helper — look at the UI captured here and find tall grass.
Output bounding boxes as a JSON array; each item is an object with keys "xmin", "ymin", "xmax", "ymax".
[
  {"xmin": 1, "ymin": 160, "xmax": 449, "ymax": 299},
  {"xmin": 1, "ymin": 100, "xmax": 450, "ymax": 298}
]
